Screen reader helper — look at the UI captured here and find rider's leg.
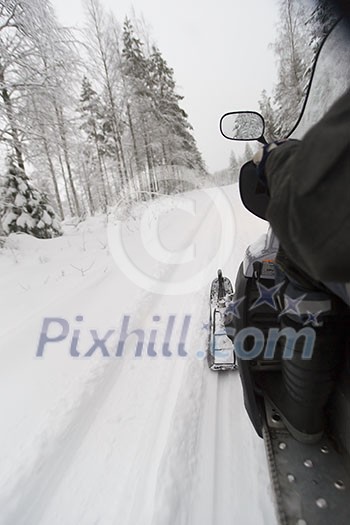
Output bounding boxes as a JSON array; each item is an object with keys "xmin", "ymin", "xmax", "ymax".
[{"xmin": 265, "ymin": 246, "xmax": 346, "ymax": 443}]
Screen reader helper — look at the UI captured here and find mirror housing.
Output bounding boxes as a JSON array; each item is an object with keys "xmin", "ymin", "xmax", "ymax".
[{"xmin": 220, "ymin": 111, "xmax": 266, "ymax": 143}]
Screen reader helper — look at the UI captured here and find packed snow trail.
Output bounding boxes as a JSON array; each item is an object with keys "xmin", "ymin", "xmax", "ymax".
[{"xmin": 0, "ymin": 184, "xmax": 277, "ymax": 525}]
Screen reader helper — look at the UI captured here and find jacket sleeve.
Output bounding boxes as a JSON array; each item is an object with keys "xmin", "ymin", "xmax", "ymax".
[{"xmin": 265, "ymin": 89, "xmax": 350, "ymax": 282}]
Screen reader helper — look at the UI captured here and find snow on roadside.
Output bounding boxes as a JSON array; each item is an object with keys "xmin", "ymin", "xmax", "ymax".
[{"xmin": 0, "ymin": 184, "xmax": 275, "ymax": 525}]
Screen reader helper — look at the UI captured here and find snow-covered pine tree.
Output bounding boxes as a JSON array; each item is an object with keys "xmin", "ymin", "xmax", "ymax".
[
  {"xmin": 148, "ymin": 45, "xmax": 205, "ymax": 173},
  {"xmin": 120, "ymin": 19, "xmax": 206, "ymax": 194},
  {"xmin": 0, "ymin": 158, "xmax": 62, "ymax": 238},
  {"xmin": 229, "ymin": 150, "xmax": 240, "ymax": 183},
  {"xmin": 241, "ymin": 143, "xmax": 255, "ymax": 165},
  {"xmin": 258, "ymin": 90, "xmax": 279, "ymax": 141},
  {"xmin": 78, "ymin": 76, "xmax": 109, "ymax": 212},
  {"xmin": 121, "ymin": 17, "xmax": 158, "ymax": 193}
]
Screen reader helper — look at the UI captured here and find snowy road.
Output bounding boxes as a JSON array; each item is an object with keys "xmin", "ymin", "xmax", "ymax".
[{"xmin": 0, "ymin": 184, "xmax": 278, "ymax": 525}]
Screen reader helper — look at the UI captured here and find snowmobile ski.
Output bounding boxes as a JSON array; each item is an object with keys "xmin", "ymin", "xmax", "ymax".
[
  {"xmin": 262, "ymin": 398, "xmax": 350, "ymax": 525},
  {"xmin": 207, "ymin": 269, "xmax": 237, "ymax": 371}
]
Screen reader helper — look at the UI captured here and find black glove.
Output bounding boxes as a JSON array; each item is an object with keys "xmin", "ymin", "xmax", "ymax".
[
  {"xmin": 252, "ymin": 140, "xmax": 300, "ymax": 191},
  {"xmin": 253, "ymin": 141, "xmax": 288, "ymax": 192}
]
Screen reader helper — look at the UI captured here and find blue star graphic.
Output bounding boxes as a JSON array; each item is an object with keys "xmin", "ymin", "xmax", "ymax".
[
  {"xmin": 303, "ymin": 311, "xmax": 324, "ymax": 327},
  {"xmin": 224, "ymin": 296, "xmax": 246, "ymax": 320},
  {"xmin": 250, "ymin": 282, "xmax": 283, "ymax": 311},
  {"xmin": 279, "ymin": 293, "xmax": 307, "ymax": 318},
  {"xmin": 201, "ymin": 322, "xmax": 209, "ymax": 331}
]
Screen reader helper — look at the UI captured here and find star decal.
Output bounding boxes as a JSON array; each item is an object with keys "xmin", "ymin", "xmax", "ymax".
[
  {"xmin": 224, "ymin": 296, "xmax": 246, "ymax": 320},
  {"xmin": 201, "ymin": 322, "xmax": 209, "ymax": 331},
  {"xmin": 279, "ymin": 293, "xmax": 307, "ymax": 318},
  {"xmin": 303, "ymin": 311, "xmax": 324, "ymax": 327},
  {"xmin": 249, "ymin": 281, "xmax": 284, "ymax": 311}
]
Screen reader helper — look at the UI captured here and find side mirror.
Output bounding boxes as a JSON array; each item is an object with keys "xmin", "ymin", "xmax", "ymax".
[{"xmin": 220, "ymin": 111, "xmax": 266, "ymax": 142}]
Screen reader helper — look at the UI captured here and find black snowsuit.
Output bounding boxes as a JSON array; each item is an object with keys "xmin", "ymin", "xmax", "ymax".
[
  {"xmin": 265, "ymin": 89, "xmax": 350, "ymax": 288},
  {"xmin": 260, "ymin": 89, "xmax": 350, "ymax": 442}
]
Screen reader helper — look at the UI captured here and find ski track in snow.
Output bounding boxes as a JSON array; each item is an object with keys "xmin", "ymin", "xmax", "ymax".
[{"xmin": 0, "ymin": 184, "xmax": 278, "ymax": 525}]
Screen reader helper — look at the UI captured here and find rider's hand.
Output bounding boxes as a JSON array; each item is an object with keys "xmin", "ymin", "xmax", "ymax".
[
  {"xmin": 252, "ymin": 140, "xmax": 296, "ymax": 193},
  {"xmin": 253, "ymin": 140, "xmax": 288, "ymax": 166},
  {"xmin": 252, "ymin": 139, "xmax": 289, "ymax": 166}
]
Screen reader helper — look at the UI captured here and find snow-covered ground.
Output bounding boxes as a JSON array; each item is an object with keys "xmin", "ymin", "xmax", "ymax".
[{"xmin": 0, "ymin": 183, "xmax": 277, "ymax": 525}]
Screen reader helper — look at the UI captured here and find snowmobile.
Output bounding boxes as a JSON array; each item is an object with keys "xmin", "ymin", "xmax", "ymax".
[{"xmin": 208, "ymin": 18, "xmax": 350, "ymax": 525}]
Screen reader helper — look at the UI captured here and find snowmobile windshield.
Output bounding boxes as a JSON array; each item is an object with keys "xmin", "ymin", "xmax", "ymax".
[{"xmin": 288, "ymin": 19, "xmax": 350, "ymax": 139}]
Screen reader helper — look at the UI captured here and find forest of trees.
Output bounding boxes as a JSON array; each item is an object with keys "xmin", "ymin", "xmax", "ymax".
[
  {"xmin": 0, "ymin": 0, "xmax": 341, "ymax": 238},
  {"xmin": 0, "ymin": 0, "xmax": 205, "ymax": 238}
]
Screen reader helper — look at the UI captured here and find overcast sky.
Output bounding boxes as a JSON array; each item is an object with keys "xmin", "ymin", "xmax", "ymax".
[{"xmin": 51, "ymin": 0, "xmax": 280, "ymax": 173}]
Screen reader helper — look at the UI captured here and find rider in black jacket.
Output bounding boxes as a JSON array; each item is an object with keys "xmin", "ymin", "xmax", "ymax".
[{"xmin": 254, "ymin": 88, "xmax": 350, "ymax": 443}]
